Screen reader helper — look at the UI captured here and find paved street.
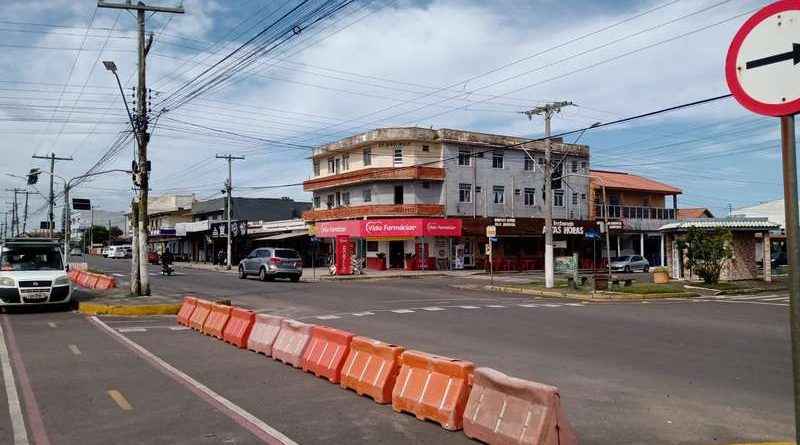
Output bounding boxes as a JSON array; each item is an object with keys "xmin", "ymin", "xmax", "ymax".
[{"xmin": 0, "ymin": 255, "xmax": 791, "ymax": 444}]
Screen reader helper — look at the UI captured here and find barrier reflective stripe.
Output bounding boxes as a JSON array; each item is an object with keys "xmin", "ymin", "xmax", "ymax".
[
  {"xmin": 272, "ymin": 319, "xmax": 314, "ymax": 368},
  {"xmin": 301, "ymin": 326, "xmax": 354, "ymax": 383},
  {"xmin": 222, "ymin": 308, "xmax": 255, "ymax": 348},
  {"xmin": 247, "ymin": 314, "xmax": 284, "ymax": 356},
  {"xmin": 188, "ymin": 299, "xmax": 212, "ymax": 331},
  {"xmin": 176, "ymin": 296, "xmax": 199, "ymax": 326},
  {"xmin": 392, "ymin": 350, "xmax": 474, "ymax": 431},
  {"xmin": 340, "ymin": 336, "xmax": 404, "ymax": 404},
  {"xmin": 203, "ymin": 303, "xmax": 232, "ymax": 339},
  {"xmin": 463, "ymin": 367, "xmax": 577, "ymax": 445}
]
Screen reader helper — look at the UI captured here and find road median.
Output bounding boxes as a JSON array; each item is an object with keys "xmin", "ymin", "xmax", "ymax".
[{"xmin": 491, "ymin": 284, "xmax": 697, "ymax": 301}]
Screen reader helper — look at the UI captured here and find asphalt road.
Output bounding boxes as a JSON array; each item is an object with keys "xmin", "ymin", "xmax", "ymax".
[{"xmin": 0, "ymin": 255, "xmax": 792, "ymax": 445}]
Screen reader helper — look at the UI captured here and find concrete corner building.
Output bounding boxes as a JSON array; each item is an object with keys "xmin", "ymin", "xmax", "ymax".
[{"xmin": 303, "ymin": 127, "xmax": 591, "ymax": 271}]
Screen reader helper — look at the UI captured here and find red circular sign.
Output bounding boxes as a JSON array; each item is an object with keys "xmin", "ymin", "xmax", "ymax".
[{"xmin": 726, "ymin": 0, "xmax": 800, "ymax": 116}]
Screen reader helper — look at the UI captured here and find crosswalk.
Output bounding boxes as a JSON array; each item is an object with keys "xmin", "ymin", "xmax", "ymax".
[
  {"xmin": 305, "ymin": 300, "xmax": 589, "ymax": 320},
  {"xmin": 695, "ymin": 294, "xmax": 789, "ymax": 306}
]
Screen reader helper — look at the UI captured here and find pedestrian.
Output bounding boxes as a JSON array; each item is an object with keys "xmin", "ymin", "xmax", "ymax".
[{"xmin": 217, "ymin": 249, "xmax": 226, "ymax": 265}]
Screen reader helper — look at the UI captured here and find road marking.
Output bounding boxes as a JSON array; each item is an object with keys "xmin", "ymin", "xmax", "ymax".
[
  {"xmin": 112, "ymin": 273, "xmax": 125, "ymax": 277},
  {"xmin": 351, "ymin": 312, "xmax": 374, "ymax": 317},
  {"xmin": 518, "ymin": 304, "xmax": 539, "ymax": 308},
  {"xmin": 727, "ymin": 294, "xmax": 778, "ymax": 300},
  {"xmin": 169, "ymin": 326, "xmax": 190, "ymax": 331},
  {"xmin": 68, "ymin": 345, "xmax": 81, "ymax": 356},
  {"xmin": 0, "ymin": 315, "xmax": 30, "ymax": 445},
  {"xmin": 457, "ymin": 305, "xmax": 480, "ymax": 309},
  {"xmin": 314, "ymin": 315, "xmax": 341, "ymax": 320},
  {"xmin": 89, "ymin": 316, "xmax": 299, "ymax": 445},
  {"xmin": 108, "ymin": 389, "xmax": 133, "ymax": 411},
  {"xmin": 391, "ymin": 309, "xmax": 414, "ymax": 314},
  {"xmin": 117, "ymin": 328, "xmax": 147, "ymax": 333},
  {"xmin": 564, "ymin": 303, "xmax": 585, "ymax": 307},
  {"xmin": 421, "ymin": 307, "xmax": 444, "ymax": 311},
  {"xmin": 47, "ymin": 322, "xmax": 56, "ymax": 328},
  {"xmin": 760, "ymin": 296, "xmax": 790, "ymax": 302},
  {"xmin": 485, "ymin": 305, "xmax": 506, "ymax": 308}
]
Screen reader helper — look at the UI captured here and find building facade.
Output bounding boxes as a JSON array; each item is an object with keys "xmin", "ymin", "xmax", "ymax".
[{"xmin": 303, "ymin": 127, "xmax": 591, "ymax": 270}]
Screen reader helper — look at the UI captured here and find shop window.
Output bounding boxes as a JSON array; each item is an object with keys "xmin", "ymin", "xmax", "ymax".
[
  {"xmin": 363, "ymin": 148, "xmax": 372, "ymax": 166},
  {"xmin": 524, "ymin": 188, "xmax": 535, "ymax": 206},
  {"xmin": 363, "ymin": 188, "xmax": 372, "ymax": 203},
  {"xmin": 554, "ymin": 190, "xmax": 564, "ymax": 207},
  {"xmin": 524, "ymin": 157, "xmax": 534, "ymax": 171},
  {"xmin": 393, "ymin": 148, "xmax": 403, "ymax": 166},
  {"xmin": 313, "ymin": 159, "xmax": 320, "ymax": 176},
  {"xmin": 367, "ymin": 241, "xmax": 379, "ymax": 252},
  {"xmin": 458, "ymin": 148, "xmax": 471, "ymax": 166},
  {"xmin": 492, "ymin": 151, "xmax": 504, "ymax": 169},
  {"xmin": 459, "ymin": 183, "xmax": 471, "ymax": 203},
  {"xmin": 493, "ymin": 185, "xmax": 505, "ymax": 204}
]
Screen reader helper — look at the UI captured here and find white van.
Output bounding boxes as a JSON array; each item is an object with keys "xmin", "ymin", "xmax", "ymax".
[
  {"xmin": 108, "ymin": 245, "xmax": 132, "ymax": 259},
  {"xmin": 0, "ymin": 238, "xmax": 71, "ymax": 306}
]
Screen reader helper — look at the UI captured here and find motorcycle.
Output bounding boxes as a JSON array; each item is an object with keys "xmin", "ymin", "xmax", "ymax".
[{"xmin": 161, "ymin": 263, "xmax": 174, "ymax": 276}]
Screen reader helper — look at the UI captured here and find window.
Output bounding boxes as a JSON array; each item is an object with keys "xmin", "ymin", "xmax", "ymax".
[
  {"xmin": 493, "ymin": 185, "xmax": 505, "ymax": 204},
  {"xmin": 580, "ymin": 161, "xmax": 587, "ymax": 173},
  {"xmin": 326, "ymin": 194, "xmax": 334, "ymax": 208},
  {"xmin": 514, "ymin": 189, "xmax": 520, "ymax": 196},
  {"xmin": 393, "ymin": 148, "xmax": 403, "ymax": 166},
  {"xmin": 366, "ymin": 241, "xmax": 378, "ymax": 252},
  {"xmin": 475, "ymin": 186, "xmax": 482, "ymax": 193},
  {"xmin": 422, "ymin": 181, "xmax": 430, "ymax": 189},
  {"xmin": 334, "ymin": 158, "xmax": 341, "ymax": 174},
  {"xmin": 458, "ymin": 148, "xmax": 471, "ymax": 166},
  {"xmin": 459, "ymin": 183, "xmax": 471, "ymax": 203},
  {"xmin": 581, "ymin": 193, "xmax": 586, "ymax": 201},
  {"xmin": 571, "ymin": 160, "xmax": 578, "ymax": 173},
  {"xmin": 335, "ymin": 192, "xmax": 341, "ymax": 207},
  {"xmin": 643, "ymin": 195, "xmax": 650, "ymax": 207},
  {"xmin": 362, "ymin": 188, "xmax": 372, "ymax": 203},
  {"xmin": 313, "ymin": 196, "xmax": 320, "ymax": 208},
  {"xmin": 553, "ymin": 190, "xmax": 564, "ymax": 207},
  {"xmin": 313, "ymin": 160, "xmax": 320, "ymax": 176},
  {"xmin": 524, "ymin": 188, "xmax": 535, "ymax": 206},
  {"xmin": 524, "ymin": 157, "xmax": 534, "ymax": 171},
  {"xmin": 342, "ymin": 192, "xmax": 350, "ymax": 206},
  {"xmin": 492, "ymin": 151, "xmax": 504, "ymax": 169},
  {"xmin": 572, "ymin": 192, "xmax": 579, "ymax": 206},
  {"xmin": 342, "ymin": 154, "xmax": 350, "ymax": 171},
  {"xmin": 327, "ymin": 157, "xmax": 334, "ymax": 174},
  {"xmin": 422, "ymin": 145, "xmax": 429, "ymax": 152},
  {"xmin": 363, "ymin": 148, "xmax": 372, "ymax": 166},
  {"xmin": 538, "ymin": 158, "xmax": 546, "ymax": 167}
]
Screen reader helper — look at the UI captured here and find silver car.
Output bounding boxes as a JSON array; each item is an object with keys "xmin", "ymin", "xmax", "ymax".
[
  {"xmin": 610, "ymin": 255, "xmax": 650, "ymax": 273},
  {"xmin": 238, "ymin": 247, "xmax": 303, "ymax": 282}
]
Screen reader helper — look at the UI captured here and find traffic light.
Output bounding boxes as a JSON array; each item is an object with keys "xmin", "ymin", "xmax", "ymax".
[{"xmin": 27, "ymin": 168, "xmax": 40, "ymax": 185}]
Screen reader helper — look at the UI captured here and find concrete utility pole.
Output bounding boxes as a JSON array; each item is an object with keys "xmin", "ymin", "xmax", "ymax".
[
  {"xmin": 98, "ymin": 0, "xmax": 184, "ymax": 296},
  {"xmin": 21, "ymin": 191, "xmax": 30, "ymax": 235},
  {"xmin": 523, "ymin": 101, "xmax": 574, "ymax": 289},
  {"xmin": 31, "ymin": 153, "xmax": 72, "ymax": 238},
  {"xmin": 216, "ymin": 154, "xmax": 245, "ymax": 270}
]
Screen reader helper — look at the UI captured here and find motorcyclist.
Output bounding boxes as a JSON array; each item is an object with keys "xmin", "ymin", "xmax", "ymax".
[{"xmin": 161, "ymin": 248, "xmax": 174, "ymax": 274}]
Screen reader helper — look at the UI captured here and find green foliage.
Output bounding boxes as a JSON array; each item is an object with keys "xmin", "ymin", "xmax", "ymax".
[
  {"xmin": 651, "ymin": 266, "xmax": 669, "ymax": 273},
  {"xmin": 88, "ymin": 225, "xmax": 123, "ymax": 245},
  {"xmin": 676, "ymin": 227, "xmax": 733, "ymax": 284}
]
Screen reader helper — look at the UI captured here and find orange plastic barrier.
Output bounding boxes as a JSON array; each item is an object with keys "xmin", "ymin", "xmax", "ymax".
[
  {"xmin": 463, "ymin": 367, "xmax": 577, "ymax": 445},
  {"xmin": 222, "ymin": 308, "xmax": 255, "ymax": 348},
  {"xmin": 301, "ymin": 326, "xmax": 354, "ymax": 383},
  {"xmin": 188, "ymin": 299, "xmax": 212, "ymax": 331},
  {"xmin": 392, "ymin": 350, "xmax": 474, "ymax": 431},
  {"xmin": 85, "ymin": 274, "xmax": 100, "ymax": 288},
  {"xmin": 77, "ymin": 271, "xmax": 92, "ymax": 288},
  {"xmin": 95, "ymin": 275, "xmax": 117, "ymax": 289},
  {"xmin": 340, "ymin": 336, "xmax": 405, "ymax": 403},
  {"xmin": 68, "ymin": 269, "xmax": 80, "ymax": 282},
  {"xmin": 203, "ymin": 303, "xmax": 232, "ymax": 339},
  {"xmin": 176, "ymin": 296, "xmax": 199, "ymax": 326},
  {"xmin": 272, "ymin": 319, "xmax": 314, "ymax": 368},
  {"xmin": 247, "ymin": 314, "xmax": 284, "ymax": 356},
  {"xmin": 70, "ymin": 270, "xmax": 116, "ymax": 289}
]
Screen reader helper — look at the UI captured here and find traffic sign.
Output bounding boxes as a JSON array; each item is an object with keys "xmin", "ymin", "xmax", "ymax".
[
  {"xmin": 485, "ymin": 225, "xmax": 497, "ymax": 237},
  {"xmin": 72, "ymin": 198, "xmax": 91, "ymax": 210},
  {"xmin": 726, "ymin": 0, "xmax": 800, "ymax": 116}
]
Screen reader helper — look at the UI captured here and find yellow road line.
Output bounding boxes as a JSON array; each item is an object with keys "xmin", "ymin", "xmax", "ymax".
[
  {"xmin": 67, "ymin": 345, "xmax": 81, "ymax": 356},
  {"xmin": 47, "ymin": 322, "xmax": 56, "ymax": 328},
  {"xmin": 107, "ymin": 390, "xmax": 133, "ymax": 411}
]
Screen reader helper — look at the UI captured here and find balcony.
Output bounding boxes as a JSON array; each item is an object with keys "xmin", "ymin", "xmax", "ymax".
[
  {"xmin": 595, "ymin": 204, "xmax": 676, "ymax": 220},
  {"xmin": 303, "ymin": 204, "xmax": 445, "ymax": 221},
  {"xmin": 303, "ymin": 166, "xmax": 445, "ymax": 191}
]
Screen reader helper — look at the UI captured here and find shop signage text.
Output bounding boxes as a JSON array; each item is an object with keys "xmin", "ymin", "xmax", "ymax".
[
  {"xmin": 493, "ymin": 217, "xmax": 516, "ymax": 227},
  {"xmin": 315, "ymin": 218, "xmax": 462, "ymax": 238},
  {"xmin": 545, "ymin": 220, "xmax": 584, "ymax": 235}
]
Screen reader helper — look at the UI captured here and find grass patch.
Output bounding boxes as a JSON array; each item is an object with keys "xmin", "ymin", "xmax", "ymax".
[{"xmin": 615, "ymin": 282, "xmax": 686, "ymax": 294}]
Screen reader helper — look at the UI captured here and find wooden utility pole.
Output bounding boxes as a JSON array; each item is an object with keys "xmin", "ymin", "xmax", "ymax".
[
  {"xmin": 97, "ymin": 1, "xmax": 184, "ymax": 295},
  {"xmin": 216, "ymin": 154, "xmax": 245, "ymax": 270},
  {"xmin": 32, "ymin": 153, "xmax": 72, "ymax": 238}
]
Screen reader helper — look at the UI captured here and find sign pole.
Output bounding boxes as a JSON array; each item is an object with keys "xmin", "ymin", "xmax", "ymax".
[
  {"xmin": 781, "ymin": 114, "xmax": 800, "ymax": 440},
  {"xmin": 489, "ymin": 241, "xmax": 493, "ymax": 287}
]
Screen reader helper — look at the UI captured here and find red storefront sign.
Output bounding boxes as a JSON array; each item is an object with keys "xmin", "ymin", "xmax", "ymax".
[
  {"xmin": 335, "ymin": 234, "xmax": 351, "ymax": 275},
  {"xmin": 316, "ymin": 218, "xmax": 462, "ymax": 238}
]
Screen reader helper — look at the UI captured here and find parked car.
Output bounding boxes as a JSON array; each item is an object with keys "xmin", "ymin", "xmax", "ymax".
[
  {"xmin": 0, "ymin": 237, "xmax": 72, "ymax": 307},
  {"xmin": 148, "ymin": 251, "xmax": 160, "ymax": 265},
  {"xmin": 108, "ymin": 245, "xmax": 132, "ymax": 259},
  {"xmin": 610, "ymin": 255, "xmax": 650, "ymax": 273},
  {"xmin": 102, "ymin": 247, "xmax": 110, "ymax": 257},
  {"xmin": 69, "ymin": 247, "xmax": 83, "ymax": 256},
  {"xmin": 238, "ymin": 247, "xmax": 303, "ymax": 282}
]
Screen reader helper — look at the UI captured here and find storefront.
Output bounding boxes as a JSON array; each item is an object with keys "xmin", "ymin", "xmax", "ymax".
[{"xmin": 315, "ymin": 218, "xmax": 463, "ymax": 272}]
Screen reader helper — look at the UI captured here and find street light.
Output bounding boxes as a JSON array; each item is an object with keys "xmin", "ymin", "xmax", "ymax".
[{"xmin": 102, "ymin": 60, "xmax": 137, "ymax": 138}]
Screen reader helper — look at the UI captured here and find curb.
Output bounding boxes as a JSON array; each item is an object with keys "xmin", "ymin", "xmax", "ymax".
[
  {"xmin": 78, "ymin": 302, "xmax": 182, "ymax": 316},
  {"xmin": 319, "ymin": 273, "xmax": 451, "ymax": 281},
  {"xmin": 491, "ymin": 286, "xmax": 697, "ymax": 301}
]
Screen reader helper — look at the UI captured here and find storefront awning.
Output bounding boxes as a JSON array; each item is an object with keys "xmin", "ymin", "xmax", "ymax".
[
  {"xmin": 315, "ymin": 218, "xmax": 462, "ymax": 238},
  {"xmin": 254, "ymin": 231, "xmax": 307, "ymax": 241}
]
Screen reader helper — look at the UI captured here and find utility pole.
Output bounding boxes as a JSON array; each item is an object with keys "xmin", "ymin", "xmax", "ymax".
[
  {"xmin": 32, "ymin": 153, "xmax": 72, "ymax": 238},
  {"xmin": 98, "ymin": 0, "xmax": 184, "ymax": 296},
  {"xmin": 523, "ymin": 101, "xmax": 574, "ymax": 289},
  {"xmin": 216, "ymin": 154, "xmax": 245, "ymax": 270},
  {"xmin": 21, "ymin": 191, "xmax": 30, "ymax": 235}
]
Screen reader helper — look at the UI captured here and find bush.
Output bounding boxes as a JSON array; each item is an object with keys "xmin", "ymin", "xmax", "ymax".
[
  {"xmin": 651, "ymin": 266, "xmax": 669, "ymax": 273},
  {"xmin": 676, "ymin": 227, "xmax": 732, "ymax": 284}
]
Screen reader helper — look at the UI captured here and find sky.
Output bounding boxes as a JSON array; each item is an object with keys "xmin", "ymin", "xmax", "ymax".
[{"xmin": 0, "ymin": 0, "xmax": 791, "ymax": 228}]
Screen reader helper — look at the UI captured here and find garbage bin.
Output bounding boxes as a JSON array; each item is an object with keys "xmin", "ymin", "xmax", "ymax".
[{"xmin": 594, "ymin": 275, "xmax": 609, "ymax": 291}]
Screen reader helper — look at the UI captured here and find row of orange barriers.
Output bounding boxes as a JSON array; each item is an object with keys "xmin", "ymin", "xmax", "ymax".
[
  {"xmin": 175, "ymin": 296, "xmax": 577, "ymax": 445},
  {"xmin": 68, "ymin": 269, "xmax": 116, "ymax": 290}
]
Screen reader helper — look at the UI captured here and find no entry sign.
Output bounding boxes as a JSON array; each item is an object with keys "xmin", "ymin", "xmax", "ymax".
[{"xmin": 726, "ymin": 0, "xmax": 800, "ymax": 116}]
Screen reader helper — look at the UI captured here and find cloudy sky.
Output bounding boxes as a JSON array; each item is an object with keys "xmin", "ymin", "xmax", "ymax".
[{"xmin": 0, "ymin": 0, "xmax": 788, "ymax": 227}]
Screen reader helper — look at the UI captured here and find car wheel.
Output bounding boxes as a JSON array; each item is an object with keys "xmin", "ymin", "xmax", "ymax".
[
  {"xmin": 259, "ymin": 267, "xmax": 267, "ymax": 282},
  {"xmin": 290, "ymin": 275, "xmax": 300, "ymax": 283},
  {"xmin": 238, "ymin": 266, "xmax": 247, "ymax": 280},
  {"xmin": 643, "ymin": 265, "xmax": 650, "ymax": 273},
  {"xmin": 624, "ymin": 265, "xmax": 631, "ymax": 273}
]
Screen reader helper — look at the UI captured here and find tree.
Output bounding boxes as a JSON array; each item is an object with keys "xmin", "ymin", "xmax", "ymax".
[
  {"xmin": 676, "ymin": 227, "xmax": 733, "ymax": 284},
  {"xmin": 110, "ymin": 226, "xmax": 123, "ymax": 239}
]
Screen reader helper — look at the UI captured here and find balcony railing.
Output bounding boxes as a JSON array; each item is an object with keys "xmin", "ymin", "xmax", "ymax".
[
  {"xmin": 303, "ymin": 166, "xmax": 444, "ymax": 191},
  {"xmin": 595, "ymin": 204, "xmax": 675, "ymax": 220},
  {"xmin": 303, "ymin": 204, "xmax": 445, "ymax": 221}
]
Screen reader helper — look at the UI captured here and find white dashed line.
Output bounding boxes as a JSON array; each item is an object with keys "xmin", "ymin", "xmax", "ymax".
[
  {"xmin": 315, "ymin": 315, "xmax": 341, "ymax": 320},
  {"xmin": 541, "ymin": 304, "xmax": 562, "ymax": 308},
  {"xmin": 485, "ymin": 305, "xmax": 506, "ymax": 308},
  {"xmin": 112, "ymin": 273, "xmax": 125, "ymax": 277},
  {"xmin": 351, "ymin": 312, "xmax": 375, "ymax": 317},
  {"xmin": 391, "ymin": 309, "xmax": 415, "ymax": 314},
  {"xmin": 518, "ymin": 304, "xmax": 539, "ymax": 308},
  {"xmin": 457, "ymin": 305, "xmax": 480, "ymax": 309},
  {"xmin": 117, "ymin": 328, "xmax": 147, "ymax": 333},
  {"xmin": 564, "ymin": 303, "xmax": 585, "ymax": 307},
  {"xmin": 421, "ymin": 307, "xmax": 445, "ymax": 311}
]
